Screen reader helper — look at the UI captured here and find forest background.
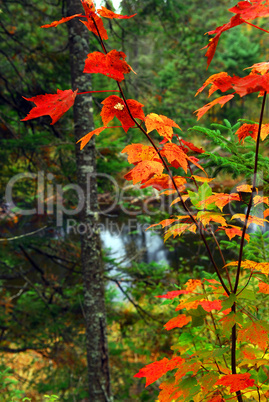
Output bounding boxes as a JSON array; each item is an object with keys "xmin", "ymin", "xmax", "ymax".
[{"xmin": 1, "ymin": 0, "xmax": 269, "ymax": 400}]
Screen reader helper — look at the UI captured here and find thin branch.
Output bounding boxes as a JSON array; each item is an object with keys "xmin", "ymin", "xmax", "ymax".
[
  {"xmin": 234, "ymin": 91, "xmax": 267, "ymax": 294},
  {"xmin": 90, "ymin": 16, "xmax": 230, "ymax": 296},
  {"xmin": 0, "ymin": 226, "xmax": 47, "ymax": 242}
]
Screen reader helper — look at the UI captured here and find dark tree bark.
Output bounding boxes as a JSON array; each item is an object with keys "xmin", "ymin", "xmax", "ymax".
[{"xmin": 66, "ymin": 1, "xmax": 112, "ymax": 400}]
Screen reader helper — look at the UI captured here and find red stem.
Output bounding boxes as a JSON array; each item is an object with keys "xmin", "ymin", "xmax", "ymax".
[
  {"xmin": 243, "ymin": 20, "xmax": 269, "ymax": 34},
  {"xmin": 77, "ymin": 90, "xmax": 120, "ymax": 95}
]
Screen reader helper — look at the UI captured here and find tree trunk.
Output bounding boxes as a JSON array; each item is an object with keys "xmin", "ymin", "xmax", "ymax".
[{"xmin": 66, "ymin": 1, "xmax": 112, "ymax": 400}]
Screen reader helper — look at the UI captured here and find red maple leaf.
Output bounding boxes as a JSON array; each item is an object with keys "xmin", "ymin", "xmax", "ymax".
[
  {"xmin": 180, "ymin": 139, "xmax": 205, "ymax": 154},
  {"xmin": 41, "ymin": 1, "xmax": 95, "ymax": 29},
  {"xmin": 216, "ymin": 373, "xmax": 255, "ymax": 393},
  {"xmin": 229, "ymin": 1, "xmax": 269, "ymax": 19},
  {"xmin": 200, "ymin": 299, "xmax": 222, "ymax": 312},
  {"xmin": 231, "ymin": 73, "xmax": 269, "ymax": 96},
  {"xmin": 203, "ymin": 15, "xmax": 244, "ymax": 68},
  {"xmin": 97, "ymin": 6, "xmax": 137, "ymax": 19},
  {"xmin": 134, "ymin": 356, "xmax": 185, "ymax": 387},
  {"xmin": 21, "ymin": 89, "xmax": 78, "ymax": 125},
  {"xmin": 101, "ymin": 95, "xmax": 144, "ymax": 132},
  {"xmin": 124, "ymin": 161, "xmax": 164, "ymax": 185},
  {"xmin": 81, "ymin": 0, "xmax": 95, "ymax": 14},
  {"xmin": 80, "ymin": 14, "xmax": 108, "ymax": 40},
  {"xmin": 164, "ymin": 314, "xmax": 191, "ymax": 330},
  {"xmin": 84, "ymin": 50, "xmax": 134, "ymax": 82},
  {"xmin": 83, "ymin": 49, "xmax": 134, "ymax": 82}
]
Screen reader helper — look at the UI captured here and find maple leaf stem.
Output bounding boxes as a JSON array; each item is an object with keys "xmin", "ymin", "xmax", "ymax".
[
  {"xmin": 242, "ymin": 20, "xmax": 269, "ymax": 34},
  {"xmin": 91, "ymin": 16, "xmax": 108, "ymax": 54},
  {"xmin": 234, "ymin": 91, "xmax": 267, "ymax": 294},
  {"xmin": 77, "ymin": 90, "xmax": 120, "ymax": 95}
]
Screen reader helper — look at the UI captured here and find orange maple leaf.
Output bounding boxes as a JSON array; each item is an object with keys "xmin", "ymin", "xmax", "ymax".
[
  {"xmin": 41, "ymin": 14, "xmax": 84, "ymax": 28},
  {"xmin": 231, "ymin": 213, "xmax": 268, "ymax": 228},
  {"xmin": 175, "ymin": 360, "xmax": 201, "ymax": 382},
  {"xmin": 164, "ymin": 314, "xmax": 191, "ymax": 330},
  {"xmin": 245, "ymin": 62, "xmax": 269, "ymax": 75},
  {"xmin": 185, "ymin": 278, "xmax": 202, "ymax": 292},
  {"xmin": 175, "ymin": 297, "xmax": 222, "ymax": 313},
  {"xmin": 238, "ymin": 320, "xmax": 269, "ymax": 350},
  {"xmin": 146, "ymin": 218, "xmax": 178, "ymax": 230},
  {"xmin": 198, "ymin": 193, "xmax": 240, "ymax": 212},
  {"xmin": 205, "ymin": 393, "xmax": 224, "ymax": 402},
  {"xmin": 133, "ymin": 356, "xmax": 185, "ymax": 387},
  {"xmin": 160, "ymin": 143, "xmax": 188, "ymax": 173},
  {"xmin": 194, "ymin": 94, "xmax": 234, "ymax": 120},
  {"xmin": 145, "ymin": 113, "xmax": 181, "ymax": 141},
  {"xmin": 216, "ymin": 373, "xmax": 255, "ymax": 393},
  {"xmin": 240, "ymin": 346, "xmax": 257, "ymax": 360},
  {"xmin": 158, "ymin": 381, "xmax": 183, "ymax": 402},
  {"xmin": 253, "ymin": 195, "xmax": 269, "ymax": 206},
  {"xmin": 97, "ymin": 6, "xmax": 136, "ymax": 19},
  {"xmin": 77, "ymin": 126, "xmax": 107, "ymax": 149},
  {"xmin": 84, "ymin": 50, "xmax": 135, "ymax": 82},
  {"xmin": 198, "ymin": 211, "xmax": 227, "ymax": 227},
  {"xmin": 121, "ymin": 144, "xmax": 158, "ymax": 164},
  {"xmin": 258, "ymin": 281, "xmax": 269, "ymax": 294},
  {"xmin": 140, "ymin": 174, "xmax": 186, "ymax": 192},
  {"xmin": 196, "ymin": 72, "xmax": 232, "ymax": 96},
  {"xmin": 21, "ymin": 89, "xmax": 78, "ymax": 125},
  {"xmin": 217, "ymin": 225, "xmax": 250, "ymax": 242},
  {"xmin": 235, "ymin": 122, "xmax": 269, "ymax": 143},
  {"xmin": 164, "ymin": 223, "xmax": 197, "ymax": 242},
  {"xmin": 236, "ymin": 184, "xmax": 255, "ymax": 193},
  {"xmin": 226, "ymin": 260, "xmax": 269, "ymax": 276},
  {"xmin": 124, "ymin": 160, "xmax": 164, "ymax": 185},
  {"xmin": 101, "ymin": 95, "xmax": 144, "ymax": 132}
]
